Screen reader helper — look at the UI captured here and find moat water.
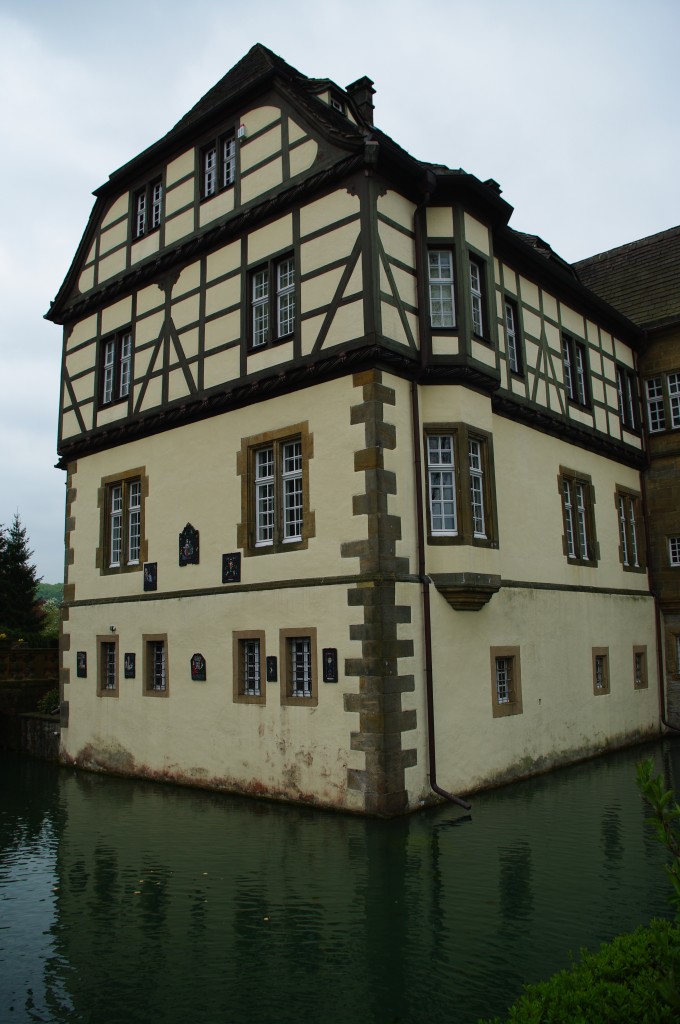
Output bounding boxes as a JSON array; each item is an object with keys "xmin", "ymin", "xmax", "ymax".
[{"xmin": 1, "ymin": 739, "xmax": 678, "ymax": 1024}]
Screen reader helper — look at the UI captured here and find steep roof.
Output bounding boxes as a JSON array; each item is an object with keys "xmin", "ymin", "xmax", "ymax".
[{"xmin": 575, "ymin": 226, "xmax": 680, "ymax": 331}]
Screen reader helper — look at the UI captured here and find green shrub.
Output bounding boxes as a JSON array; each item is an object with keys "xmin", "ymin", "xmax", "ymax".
[
  {"xmin": 478, "ymin": 919, "xmax": 680, "ymax": 1024},
  {"xmin": 37, "ymin": 688, "xmax": 60, "ymax": 714}
]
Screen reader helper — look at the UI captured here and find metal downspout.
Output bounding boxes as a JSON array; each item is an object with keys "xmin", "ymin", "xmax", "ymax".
[{"xmin": 411, "ymin": 377, "xmax": 472, "ymax": 811}]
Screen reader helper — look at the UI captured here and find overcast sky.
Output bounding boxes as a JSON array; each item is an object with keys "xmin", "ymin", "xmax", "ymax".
[{"xmin": 1, "ymin": 0, "xmax": 678, "ymax": 583}]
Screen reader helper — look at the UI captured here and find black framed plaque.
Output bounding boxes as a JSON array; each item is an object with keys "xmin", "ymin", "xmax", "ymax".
[
  {"xmin": 179, "ymin": 524, "xmax": 199, "ymax": 566},
  {"xmin": 222, "ymin": 552, "xmax": 241, "ymax": 583},
  {"xmin": 323, "ymin": 648, "xmax": 338, "ymax": 683}
]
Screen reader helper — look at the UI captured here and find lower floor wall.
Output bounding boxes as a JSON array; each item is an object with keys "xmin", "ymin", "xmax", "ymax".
[{"xmin": 59, "ymin": 580, "xmax": 661, "ymax": 815}]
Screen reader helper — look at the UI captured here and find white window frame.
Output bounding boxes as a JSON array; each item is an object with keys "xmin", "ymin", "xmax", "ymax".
[
  {"xmin": 646, "ymin": 376, "xmax": 667, "ymax": 432},
  {"xmin": 669, "ymin": 536, "xmax": 680, "ymax": 567},
  {"xmin": 563, "ymin": 334, "xmax": 589, "ymax": 406},
  {"xmin": 426, "ymin": 434, "xmax": 457, "ymax": 535},
  {"xmin": 469, "ymin": 259, "xmax": 484, "ymax": 336},
  {"xmin": 468, "ymin": 438, "xmax": 486, "ymax": 538},
  {"xmin": 250, "ymin": 256, "xmax": 296, "ymax": 348},
  {"xmin": 253, "ymin": 436, "xmax": 303, "ymax": 549},
  {"xmin": 616, "ymin": 364, "xmax": 638, "ymax": 431},
  {"xmin": 105, "ymin": 475, "xmax": 143, "ymax": 571},
  {"xmin": 428, "ymin": 250, "xmax": 456, "ymax": 329},
  {"xmin": 134, "ymin": 179, "xmax": 163, "ymax": 238},
  {"xmin": 202, "ymin": 131, "xmax": 236, "ymax": 198},
  {"xmin": 560, "ymin": 470, "xmax": 597, "ymax": 565},
  {"xmin": 505, "ymin": 299, "xmax": 521, "ymax": 374}
]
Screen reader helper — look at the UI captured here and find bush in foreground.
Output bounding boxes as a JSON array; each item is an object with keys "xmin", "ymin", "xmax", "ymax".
[{"xmin": 478, "ymin": 918, "xmax": 680, "ymax": 1023}]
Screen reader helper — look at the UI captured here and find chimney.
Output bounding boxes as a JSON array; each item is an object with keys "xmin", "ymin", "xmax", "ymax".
[{"xmin": 346, "ymin": 76, "xmax": 375, "ymax": 125}]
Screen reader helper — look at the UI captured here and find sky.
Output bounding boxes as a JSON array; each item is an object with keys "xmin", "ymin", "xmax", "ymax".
[{"xmin": 1, "ymin": 0, "xmax": 678, "ymax": 583}]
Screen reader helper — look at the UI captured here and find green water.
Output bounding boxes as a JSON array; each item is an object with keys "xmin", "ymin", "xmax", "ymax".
[{"xmin": 1, "ymin": 739, "xmax": 678, "ymax": 1024}]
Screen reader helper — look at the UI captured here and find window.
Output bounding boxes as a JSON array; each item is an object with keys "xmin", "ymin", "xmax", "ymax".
[
  {"xmin": 615, "ymin": 488, "xmax": 644, "ymax": 572},
  {"xmin": 559, "ymin": 469, "xmax": 598, "ymax": 566},
  {"xmin": 97, "ymin": 468, "xmax": 147, "ymax": 574},
  {"xmin": 97, "ymin": 636, "xmax": 119, "ymax": 697},
  {"xmin": 645, "ymin": 373, "xmax": 680, "ymax": 433},
  {"xmin": 133, "ymin": 178, "xmax": 163, "ymax": 238},
  {"xmin": 504, "ymin": 298, "xmax": 523, "ymax": 375},
  {"xmin": 469, "ymin": 258, "xmax": 487, "ymax": 337},
  {"xmin": 250, "ymin": 256, "xmax": 296, "ymax": 348},
  {"xmin": 425, "ymin": 425, "xmax": 497, "ymax": 546},
  {"xmin": 280, "ymin": 628, "xmax": 317, "ymax": 706},
  {"xmin": 592, "ymin": 648, "xmax": 610, "ymax": 695},
  {"xmin": 201, "ymin": 131, "xmax": 236, "ymax": 198},
  {"xmin": 669, "ymin": 536, "xmax": 680, "ymax": 567},
  {"xmin": 633, "ymin": 646, "xmax": 648, "ymax": 690},
  {"xmin": 143, "ymin": 635, "xmax": 168, "ymax": 696},
  {"xmin": 616, "ymin": 364, "xmax": 639, "ymax": 431},
  {"xmin": 490, "ymin": 647, "xmax": 522, "ymax": 718},
  {"xmin": 666, "ymin": 629, "xmax": 680, "ymax": 678},
  {"xmin": 562, "ymin": 334, "xmax": 589, "ymax": 406},
  {"xmin": 428, "ymin": 250, "xmax": 456, "ymax": 328},
  {"xmin": 100, "ymin": 329, "xmax": 133, "ymax": 406},
  {"xmin": 233, "ymin": 631, "xmax": 266, "ymax": 705},
  {"xmin": 238, "ymin": 423, "xmax": 314, "ymax": 557}
]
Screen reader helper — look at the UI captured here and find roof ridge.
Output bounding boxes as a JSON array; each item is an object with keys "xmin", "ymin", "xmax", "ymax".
[{"xmin": 575, "ymin": 224, "xmax": 680, "ymax": 267}]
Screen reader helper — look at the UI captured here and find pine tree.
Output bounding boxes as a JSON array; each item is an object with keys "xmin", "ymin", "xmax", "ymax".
[{"xmin": 0, "ymin": 513, "xmax": 44, "ymax": 635}]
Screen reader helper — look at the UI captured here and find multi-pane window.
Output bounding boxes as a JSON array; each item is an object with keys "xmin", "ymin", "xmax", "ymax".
[
  {"xmin": 134, "ymin": 178, "xmax": 163, "ymax": 238},
  {"xmin": 202, "ymin": 132, "xmax": 236, "ymax": 197},
  {"xmin": 428, "ymin": 250, "xmax": 456, "ymax": 328},
  {"xmin": 239, "ymin": 424, "xmax": 313, "ymax": 557},
  {"xmin": 504, "ymin": 298, "xmax": 522, "ymax": 375},
  {"xmin": 252, "ymin": 435, "xmax": 304, "ymax": 550},
  {"xmin": 101, "ymin": 330, "xmax": 133, "ymax": 406},
  {"xmin": 616, "ymin": 365, "xmax": 638, "ymax": 431},
  {"xmin": 469, "ymin": 258, "xmax": 485, "ymax": 336},
  {"xmin": 145, "ymin": 638, "xmax": 167, "ymax": 694},
  {"xmin": 592, "ymin": 648, "xmax": 610, "ymax": 695},
  {"xmin": 241, "ymin": 639, "xmax": 261, "ymax": 696},
  {"xmin": 468, "ymin": 439, "xmax": 486, "ymax": 538},
  {"xmin": 645, "ymin": 373, "xmax": 680, "ymax": 432},
  {"xmin": 425, "ymin": 426, "xmax": 496, "ymax": 546},
  {"xmin": 562, "ymin": 334, "xmax": 589, "ymax": 406},
  {"xmin": 616, "ymin": 490, "xmax": 643, "ymax": 572},
  {"xmin": 426, "ymin": 435, "xmax": 456, "ymax": 534},
  {"xmin": 280, "ymin": 628, "xmax": 318, "ymax": 706},
  {"xmin": 99, "ymin": 639, "xmax": 118, "ymax": 695},
  {"xmin": 100, "ymin": 471, "xmax": 145, "ymax": 574},
  {"xmin": 232, "ymin": 632, "xmax": 266, "ymax": 704},
  {"xmin": 491, "ymin": 647, "xmax": 522, "ymax": 718},
  {"xmin": 560, "ymin": 470, "xmax": 597, "ymax": 565},
  {"xmin": 250, "ymin": 256, "xmax": 296, "ymax": 348},
  {"xmin": 669, "ymin": 536, "xmax": 680, "ymax": 567},
  {"xmin": 289, "ymin": 637, "xmax": 312, "ymax": 698}
]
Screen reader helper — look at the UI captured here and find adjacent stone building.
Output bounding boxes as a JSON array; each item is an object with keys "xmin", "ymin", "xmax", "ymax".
[
  {"xmin": 47, "ymin": 45, "xmax": 662, "ymax": 815},
  {"xmin": 577, "ymin": 227, "xmax": 680, "ymax": 727}
]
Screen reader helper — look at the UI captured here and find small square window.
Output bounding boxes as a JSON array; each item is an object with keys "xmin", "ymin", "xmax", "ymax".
[
  {"xmin": 592, "ymin": 648, "xmax": 610, "ymax": 695},
  {"xmin": 143, "ymin": 635, "xmax": 168, "ymax": 697},
  {"xmin": 490, "ymin": 646, "xmax": 522, "ymax": 718},
  {"xmin": 280, "ymin": 628, "xmax": 318, "ymax": 707},
  {"xmin": 633, "ymin": 646, "xmax": 648, "ymax": 690},
  {"xmin": 233, "ymin": 631, "xmax": 266, "ymax": 705},
  {"xmin": 669, "ymin": 537, "xmax": 680, "ymax": 567},
  {"xmin": 97, "ymin": 636, "xmax": 119, "ymax": 697}
]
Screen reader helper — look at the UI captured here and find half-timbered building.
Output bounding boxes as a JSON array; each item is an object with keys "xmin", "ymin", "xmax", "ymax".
[{"xmin": 48, "ymin": 45, "xmax": 660, "ymax": 815}]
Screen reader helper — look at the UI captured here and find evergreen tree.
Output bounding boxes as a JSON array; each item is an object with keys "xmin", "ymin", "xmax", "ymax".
[{"xmin": 0, "ymin": 513, "xmax": 43, "ymax": 634}]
